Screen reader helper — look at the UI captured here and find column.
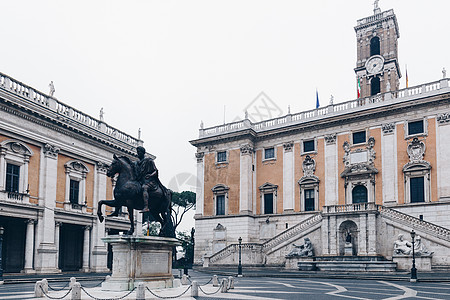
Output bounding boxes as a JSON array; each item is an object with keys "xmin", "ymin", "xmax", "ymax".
[
  {"xmin": 329, "ymin": 215, "xmax": 338, "ymax": 255},
  {"xmin": 239, "ymin": 144, "xmax": 253, "ymax": 214},
  {"xmin": 437, "ymin": 115, "xmax": 450, "ymax": 200},
  {"xmin": 282, "ymin": 142, "xmax": 294, "ymax": 211},
  {"xmin": 91, "ymin": 162, "xmax": 109, "ymax": 272},
  {"xmin": 324, "ymin": 134, "xmax": 337, "ymax": 206},
  {"xmin": 358, "ymin": 214, "xmax": 367, "ymax": 255},
  {"xmin": 23, "ymin": 219, "xmax": 36, "ymax": 273},
  {"xmin": 321, "ymin": 216, "xmax": 329, "ymax": 255},
  {"xmin": 54, "ymin": 222, "xmax": 61, "ymax": 271},
  {"xmin": 35, "ymin": 143, "xmax": 59, "ymax": 273},
  {"xmin": 367, "ymin": 213, "xmax": 377, "ymax": 255},
  {"xmin": 0, "ymin": 147, "xmax": 6, "ymax": 190},
  {"xmin": 82, "ymin": 226, "xmax": 91, "ymax": 272},
  {"xmin": 381, "ymin": 123, "xmax": 397, "ymax": 204},
  {"xmin": 195, "ymin": 152, "xmax": 205, "ymax": 216}
]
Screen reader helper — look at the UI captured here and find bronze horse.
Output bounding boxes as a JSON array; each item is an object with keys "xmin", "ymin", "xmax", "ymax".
[{"xmin": 97, "ymin": 154, "xmax": 174, "ymax": 237}]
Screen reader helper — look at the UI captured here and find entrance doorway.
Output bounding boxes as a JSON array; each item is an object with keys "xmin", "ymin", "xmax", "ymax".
[
  {"xmin": 59, "ymin": 224, "xmax": 83, "ymax": 271},
  {"xmin": 352, "ymin": 185, "xmax": 368, "ymax": 203},
  {"xmin": 0, "ymin": 216, "xmax": 26, "ymax": 272}
]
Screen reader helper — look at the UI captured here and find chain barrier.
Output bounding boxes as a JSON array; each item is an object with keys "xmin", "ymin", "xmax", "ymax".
[
  {"xmin": 48, "ymin": 281, "xmax": 70, "ymax": 291},
  {"xmin": 40, "ymin": 285, "xmax": 72, "ymax": 300},
  {"xmin": 80, "ymin": 278, "xmax": 106, "ymax": 288},
  {"xmin": 145, "ymin": 285, "xmax": 191, "ymax": 299},
  {"xmin": 198, "ymin": 281, "xmax": 224, "ymax": 295},
  {"xmin": 199, "ymin": 277, "xmax": 213, "ymax": 286},
  {"xmin": 80, "ymin": 286, "xmax": 136, "ymax": 300}
]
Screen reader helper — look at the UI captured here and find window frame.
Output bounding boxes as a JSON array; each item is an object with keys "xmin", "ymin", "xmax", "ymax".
[
  {"xmin": 259, "ymin": 183, "xmax": 278, "ymax": 215},
  {"xmin": 410, "ymin": 176, "xmax": 425, "ymax": 203},
  {"xmin": 304, "ymin": 188, "xmax": 315, "ymax": 211},
  {"xmin": 64, "ymin": 160, "xmax": 89, "ymax": 211},
  {"xmin": 352, "ymin": 130, "xmax": 367, "ymax": 145},
  {"xmin": 406, "ymin": 119, "xmax": 427, "ymax": 138},
  {"xmin": 216, "ymin": 151, "xmax": 228, "ymax": 164},
  {"xmin": 212, "ymin": 184, "xmax": 229, "ymax": 216},
  {"xmin": 69, "ymin": 179, "xmax": 80, "ymax": 204},
  {"xmin": 302, "ymin": 139, "xmax": 316, "ymax": 154},
  {"xmin": 5, "ymin": 163, "xmax": 20, "ymax": 193},
  {"xmin": 263, "ymin": 147, "xmax": 276, "ymax": 161}
]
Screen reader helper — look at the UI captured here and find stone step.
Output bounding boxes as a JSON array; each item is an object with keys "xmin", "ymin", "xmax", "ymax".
[{"xmin": 299, "ymin": 261, "xmax": 397, "ymax": 272}]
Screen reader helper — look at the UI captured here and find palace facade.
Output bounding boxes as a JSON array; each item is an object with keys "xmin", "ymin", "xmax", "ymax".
[
  {"xmin": 190, "ymin": 6, "xmax": 450, "ymax": 269},
  {"xmin": 0, "ymin": 72, "xmax": 142, "ymax": 273}
]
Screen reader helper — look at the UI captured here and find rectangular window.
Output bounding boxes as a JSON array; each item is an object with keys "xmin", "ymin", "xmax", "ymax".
[
  {"xmin": 303, "ymin": 140, "xmax": 315, "ymax": 153},
  {"xmin": 353, "ymin": 131, "xmax": 366, "ymax": 144},
  {"xmin": 304, "ymin": 189, "xmax": 315, "ymax": 211},
  {"xmin": 264, "ymin": 147, "xmax": 275, "ymax": 159},
  {"xmin": 216, "ymin": 195, "xmax": 225, "ymax": 215},
  {"xmin": 5, "ymin": 163, "xmax": 20, "ymax": 192},
  {"xmin": 408, "ymin": 120, "xmax": 424, "ymax": 135},
  {"xmin": 217, "ymin": 151, "xmax": 227, "ymax": 163},
  {"xmin": 264, "ymin": 193, "xmax": 274, "ymax": 214},
  {"xmin": 410, "ymin": 177, "xmax": 425, "ymax": 203},
  {"xmin": 69, "ymin": 180, "xmax": 80, "ymax": 204}
]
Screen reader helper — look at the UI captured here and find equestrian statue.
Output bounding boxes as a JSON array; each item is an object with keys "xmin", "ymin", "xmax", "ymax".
[{"xmin": 97, "ymin": 146, "xmax": 175, "ymax": 237}]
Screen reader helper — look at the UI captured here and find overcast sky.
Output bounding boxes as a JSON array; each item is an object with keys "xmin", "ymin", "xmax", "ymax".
[{"xmin": 1, "ymin": 0, "xmax": 449, "ymax": 232}]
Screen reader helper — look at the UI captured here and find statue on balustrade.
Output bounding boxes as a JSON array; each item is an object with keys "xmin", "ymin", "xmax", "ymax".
[
  {"xmin": 414, "ymin": 236, "xmax": 434, "ymax": 256},
  {"xmin": 393, "ymin": 234, "xmax": 412, "ymax": 255},
  {"xmin": 286, "ymin": 238, "xmax": 314, "ymax": 257},
  {"xmin": 97, "ymin": 146, "xmax": 175, "ymax": 237}
]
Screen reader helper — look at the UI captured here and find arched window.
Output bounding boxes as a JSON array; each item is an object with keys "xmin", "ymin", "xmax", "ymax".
[
  {"xmin": 370, "ymin": 37, "xmax": 380, "ymax": 56},
  {"xmin": 352, "ymin": 185, "xmax": 368, "ymax": 203},
  {"xmin": 371, "ymin": 77, "xmax": 380, "ymax": 95}
]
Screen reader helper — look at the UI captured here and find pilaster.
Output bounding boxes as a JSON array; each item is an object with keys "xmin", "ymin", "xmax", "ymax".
[
  {"xmin": 195, "ymin": 152, "xmax": 205, "ymax": 216},
  {"xmin": 239, "ymin": 144, "xmax": 253, "ymax": 214},
  {"xmin": 23, "ymin": 219, "xmax": 36, "ymax": 273},
  {"xmin": 321, "ymin": 216, "xmax": 329, "ymax": 255},
  {"xmin": 329, "ymin": 215, "xmax": 337, "ymax": 255},
  {"xmin": 367, "ymin": 213, "xmax": 377, "ymax": 255},
  {"xmin": 437, "ymin": 114, "xmax": 450, "ymax": 200},
  {"xmin": 358, "ymin": 214, "xmax": 368, "ymax": 255},
  {"xmin": 282, "ymin": 142, "xmax": 294, "ymax": 211},
  {"xmin": 382, "ymin": 123, "xmax": 397, "ymax": 204},
  {"xmin": 81, "ymin": 226, "xmax": 92, "ymax": 272},
  {"xmin": 324, "ymin": 134, "xmax": 337, "ymax": 206}
]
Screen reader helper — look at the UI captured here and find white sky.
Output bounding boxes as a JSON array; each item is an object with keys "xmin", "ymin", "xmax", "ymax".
[{"xmin": 1, "ymin": 0, "xmax": 449, "ymax": 232}]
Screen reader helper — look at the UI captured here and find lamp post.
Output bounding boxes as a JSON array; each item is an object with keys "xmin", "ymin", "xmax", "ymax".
[
  {"xmin": 237, "ymin": 237, "xmax": 242, "ymax": 277},
  {"xmin": 410, "ymin": 230, "xmax": 417, "ymax": 282},
  {"xmin": 0, "ymin": 226, "xmax": 4, "ymax": 284}
]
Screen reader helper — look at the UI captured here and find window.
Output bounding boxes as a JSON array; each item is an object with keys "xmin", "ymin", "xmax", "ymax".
[
  {"xmin": 216, "ymin": 195, "xmax": 225, "ymax": 215},
  {"xmin": 370, "ymin": 37, "xmax": 380, "ymax": 56},
  {"xmin": 353, "ymin": 131, "xmax": 366, "ymax": 144},
  {"xmin": 303, "ymin": 140, "xmax": 315, "ymax": 153},
  {"xmin": 264, "ymin": 193, "xmax": 274, "ymax": 214},
  {"xmin": 408, "ymin": 120, "xmax": 424, "ymax": 135},
  {"xmin": 410, "ymin": 177, "xmax": 425, "ymax": 203},
  {"xmin": 69, "ymin": 180, "xmax": 80, "ymax": 204},
  {"xmin": 217, "ymin": 151, "xmax": 227, "ymax": 163},
  {"xmin": 5, "ymin": 163, "xmax": 20, "ymax": 192},
  {"xmin": 352, "ymin": 185, "xmax": 368, "ymax": 204},
  {"xmin": 264, "ymin": 147, "xmax": 275, "ymax": 160},
  {"xmin": 371, "ymin": 76, "xmax": 380, "ymax": 95},
  {"xmin": 304, "ymin": 189, "xmax": 315, "ymax": 211}
]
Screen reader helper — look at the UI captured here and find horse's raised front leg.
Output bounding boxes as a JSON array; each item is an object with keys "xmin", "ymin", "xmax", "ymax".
[
  {"xmin": 127, "ymin": 206, "xmax": 134, "ymax": 236},
  {"xmin": 97, "ymin": 200, "xmax": 123, "ymax": 223}
]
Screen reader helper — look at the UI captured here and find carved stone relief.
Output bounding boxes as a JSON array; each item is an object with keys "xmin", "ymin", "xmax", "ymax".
[
  {"xmin": 325, "ymin": 134, "xmax": 336, "ymax": 145},
  {"xmin": 382, "ymin": 122, "xmax": 395, "ymax": 134},
  {"xmin": 437, "ymin": 113, "xmax": 450, "ymax": 125},
  {"xmin": 407, "ymin": 137, "xmax": 425, "ymax": 163},
  {"xmin": 44, "ymin": 143, "xmax": 60, "ymax": 158},
  {"xmin": 195, "ymin": 152, "xmax": 204, "ymax": 162},
  {"xmin": 240, "ymin": 144, "xmax": 254, "ymax": 155},
  {"xmin": 283, "ymin": 141, "xmax": 293, "ymax": 152},
  {"xmin": 302, "ymin": 155, "xmax": 316, "ymax": 177}
]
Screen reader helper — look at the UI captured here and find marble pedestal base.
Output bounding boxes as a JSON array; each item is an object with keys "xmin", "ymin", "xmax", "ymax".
[
  {"xmin": 285, "ymin": 256, "xmax": 315, "ymax": 270},
  {"xmin": 101, "ymin": 235, "xmax": 179, "ymax": 291},
  {"xmin": 393, "ymin": 255, "xmax": 432, "ymax": 271},
  {"xmin": 344, "ymin": 243, "xmax": 353, "ymax": 256}
]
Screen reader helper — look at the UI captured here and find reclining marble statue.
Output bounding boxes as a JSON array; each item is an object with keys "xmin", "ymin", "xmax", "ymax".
[
  {"xmin": 393, "ymin": 234, "xmax": 412, "ymax": 255},
  {"xmin": 414, "ymin": 235, "xmax": 434, "ymax": 256},
  {"xmin": 286, "ymin": 237, "xmax": 314, "ymax": 257}
]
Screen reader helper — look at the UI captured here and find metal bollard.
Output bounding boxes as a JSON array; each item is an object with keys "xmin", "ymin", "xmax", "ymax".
[
  {"xmin": 34, "ymin": 281, "xmax": 44, "ymax": 298},
  {"xmin": 181, "ymin": 274, "xmax": 190, "ymax": 285},
  {"xmin": 69, "ymin": 277, "xmax": 77, "ymax": 288},
  {"xmin": 212, "ymin": 275, "xmax": 219, "ymax": 287},
  {"xmin": 228, "ymin": 276, "xmax": 234, "ymax": 289},
  {"xmin": 191, "ymin": 281, "xmax": 198, "ymax": 297},
  {"xmin": 41, "ymin": 279, "xmax": 49, "ymax": 294},
  {"xmin": 136, "ymin": 282, "xmax": 145, "ymax": 300},
  {"xmin": 71, "ymin": 282, "xmax": 81, "ymax": 300},
  {"xmin": 221, "ymin": 278, "xmax": 229, "ymax": 293}
]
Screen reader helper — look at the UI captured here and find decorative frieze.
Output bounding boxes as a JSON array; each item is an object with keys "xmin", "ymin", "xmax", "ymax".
[
  {"xmin": 382, "ymin": 122, "xmax": 395, "ymax": 134},
  {"xmin": 325, "ymin": 134, "xmax": 336, "ymax": 145},
  {"xmin": 437, "ymin": 113, "xmax": 450, "ymax": 125},
  {"xmin": 240, "ymin": 144, "xmax": 254, "ymax": 155},
  {"xmin": 43, "ymin": 143, "xmax": 60, "ymax": 159},
  {"xmin": 195, "ymin": 152, "xmax": 204, "ymax": 163},
  {"xmin": 283, "ymin": 141, "xmax": 294, "ymax": 152}
]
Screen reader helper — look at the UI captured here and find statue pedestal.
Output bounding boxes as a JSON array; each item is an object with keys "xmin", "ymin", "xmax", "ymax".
[
  {"xmin": 393, "ymin": 255, "xmax": 432, "ymax": 271},
  {"xmin": 101, "ymin": 235, "xmax": 179, "ymax": 291},
  {"xmin": 344, "ymin": 242, "xmax": 353, "ymax": 256},
  {"xmin": 285, "ymin": 256, "xmax": 315, "ymax": 270}
]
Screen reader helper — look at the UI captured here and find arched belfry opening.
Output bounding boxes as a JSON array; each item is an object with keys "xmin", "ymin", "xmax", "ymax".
[
  {"xmin": 370, "ymin": 36, "xmax": 380, "ymax": 56},
  {"xmin": 371, "ymin": 76, "xmax": 380, "ymax": 95}
]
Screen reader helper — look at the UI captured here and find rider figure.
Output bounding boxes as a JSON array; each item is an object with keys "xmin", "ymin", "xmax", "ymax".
[{"xmin": 135, "ymin": 146, "xmax": 159, "ymax": 212}]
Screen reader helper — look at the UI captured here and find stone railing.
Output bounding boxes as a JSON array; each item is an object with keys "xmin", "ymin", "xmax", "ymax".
[
  {"xmin": 356, "ymin": 9, "xmax": 394, "ymax": 26},
  {"xmin": 379, "ymin": 206, "xmax": 450, "ymax": 242},
  {"xmin": 199, "ymin": 78, "xmax": 449, "ymax": 138},
  {"xmin": 324, "ymin": 202, "xmax": 378, "ymax": 214},
  {"xmin": 262, "ymin": 213, "xmax": 322, "ymax": 252},
  {"xmin": 0, "ymin": 72, "xmax": 140, "ymax": 148},
  {"xmin": 209, "ymin": 243, "xmax": 262, "ymax": 264}
]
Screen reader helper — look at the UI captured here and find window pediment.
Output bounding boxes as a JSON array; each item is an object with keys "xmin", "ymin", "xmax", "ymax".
[
  {"xmin": 212, "ymin": 184, "xmax": 229, "ymax": 194},
  {"xmin": 403, "ymin": 161, "xmax": 431, "ymax": 173},
  {"xmin": 1, "ymin": 140, "xmax": 33, "ymax": 157},
  {"xmin": 259, "ymin": 182, "xmax": 278, "ymax": 192},
  {"xmin": 65, "ymin": 160, "xmax": 89, "ymax": 174}
]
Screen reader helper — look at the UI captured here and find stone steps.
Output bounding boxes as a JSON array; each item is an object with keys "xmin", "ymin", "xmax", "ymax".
[{"xmin": 299, "ymin": 261, "xmax": 397, "ymax": 272}]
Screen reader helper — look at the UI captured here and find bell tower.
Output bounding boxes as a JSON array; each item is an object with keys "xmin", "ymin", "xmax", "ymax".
[{"xmin": 354, "ymin": 1, "xmax": 401, "ymax": 98}]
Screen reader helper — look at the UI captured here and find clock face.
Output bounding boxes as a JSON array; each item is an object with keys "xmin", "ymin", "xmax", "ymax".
[{"xmin": 365, "ymin": 56, "xmax": 384, "ymax": 74}]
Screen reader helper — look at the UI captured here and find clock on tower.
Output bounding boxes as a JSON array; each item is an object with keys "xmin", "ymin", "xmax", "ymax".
[{"xmin": 354, "ymin": 2, "xmax": 401, "ymax": 98}]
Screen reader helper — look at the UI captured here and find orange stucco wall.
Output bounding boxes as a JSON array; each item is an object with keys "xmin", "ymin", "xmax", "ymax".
[
  {"xmin": 426, "ymin": 118, "xmax": 438, "ymax": 202},
  {"xmin": 294, "ymin": 143, "xmax": 301, "ymax": 211},
  {"xmin": 203, "ymin": 149, "xmax": 240, "ymax": 216},
  {"xmin": 27, "ymin": 144, "xmax": 41, "ymax": 204},
  {"xmin": 337, "ymin": 134, "xmax": 347, "ymax": 205},
  {"xmin": 316, "ymin": 138, "xmax": 325, "ymax": 209},
  {"xmin": 396, "ymin": 124, "xmax": 408, "ymax": 204},
  {"xmin": 85, "ymin": 162, "xmax": 94, "ymax": 213},
  {"xmin": 369, "ymin": 128, "xmax": 383, "ymax": 205},
  {"xmin": 256, "ymin": 146, "xmax": 283, "ymax": 214}
]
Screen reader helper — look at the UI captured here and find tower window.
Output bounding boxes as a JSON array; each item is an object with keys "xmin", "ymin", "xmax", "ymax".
[
  {"xmin": 371, "ymin": 77, "xmax": 381, "ymax": 96},
  {"xmin": 370, "ymin": 37, "xmax": 380, "ymax": 56}
]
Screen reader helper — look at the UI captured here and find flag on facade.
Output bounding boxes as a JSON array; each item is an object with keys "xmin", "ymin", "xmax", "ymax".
[
  {"xmin": 316, "ymin": 89, "xmax": 320, "ymax": 108},
  {"xmin": 406, "ymin": 65, "xmax": 409, "ymax": 88},
  {"xmin": 357, "ymin": 78, "xmax": 361, "ymax": 98}
]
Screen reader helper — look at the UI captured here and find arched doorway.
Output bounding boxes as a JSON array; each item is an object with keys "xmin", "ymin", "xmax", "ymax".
[
  {"xmin": 338, "ymin": 220, "xmax": 358, "ymax": 256},
  {"xmin": 352, "ymin": 185, "xmax": 368, "ymax": 204}
]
